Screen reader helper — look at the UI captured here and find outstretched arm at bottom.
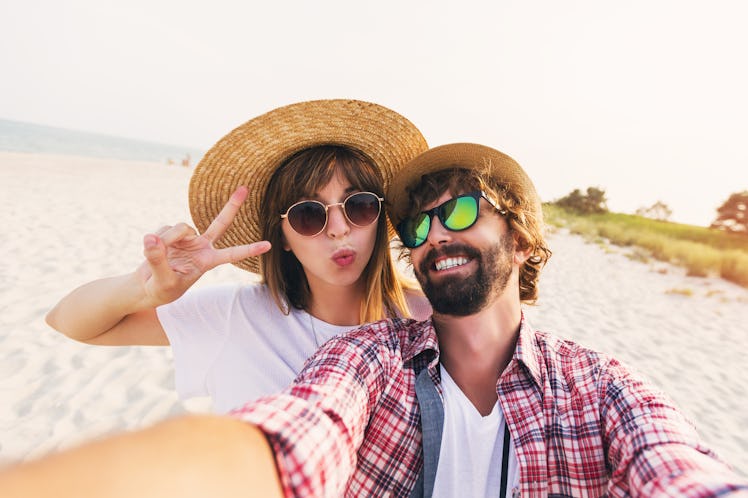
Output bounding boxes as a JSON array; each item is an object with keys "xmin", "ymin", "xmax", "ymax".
[{"xmin": 0, "ymin": 415, "xmax": 284, "ymax": 498}]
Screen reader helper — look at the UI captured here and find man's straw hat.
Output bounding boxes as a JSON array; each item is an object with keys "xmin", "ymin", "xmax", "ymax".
[
  {"xmin": 386, "ymin": 143, "xmax": 542, "ymax": 229},
  {"xmin": 189, "ymin": 99, "xmax": 428, "ymax": 273}
]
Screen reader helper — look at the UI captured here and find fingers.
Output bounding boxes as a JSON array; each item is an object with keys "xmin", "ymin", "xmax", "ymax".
[
  {"xmin": 214, "ymin": 240, "xmax": 271, "ymax": 266},
  {"xmin": 158, "ymin": 223, "xmax": 198, "ymax": 246},
  {"xmin": 202, "ymin": 186, "xmax": 249, "ymax": 242},
  {"xmin": 143, "ymin": 234, "xmax": 177, "ymax": 283}
]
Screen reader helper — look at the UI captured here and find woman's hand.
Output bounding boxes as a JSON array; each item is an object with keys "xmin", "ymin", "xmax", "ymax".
[{"xmin": 136, "ymin": 186, "xmax": 271, "ymax": 307}]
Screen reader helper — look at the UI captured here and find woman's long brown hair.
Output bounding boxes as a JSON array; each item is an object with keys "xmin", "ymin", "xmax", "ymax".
[{"xmin": 259, "ymin": 145, "xmax": 412, "ymax": 322}]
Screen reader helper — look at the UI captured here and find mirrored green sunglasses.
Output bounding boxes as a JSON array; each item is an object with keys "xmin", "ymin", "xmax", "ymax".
[{"xmin": 396, "ymin": 191, "xmax": 505, "ymax": 248}]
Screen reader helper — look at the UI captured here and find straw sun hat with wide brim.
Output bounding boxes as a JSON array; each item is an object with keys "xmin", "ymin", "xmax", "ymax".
[
  {"xmin": 386, "ymin": 143, "xmax": 542, "ymax": 230},
  {"xmin": 189, "ymin": 99, "xmax": 428, "ymax": 273}
]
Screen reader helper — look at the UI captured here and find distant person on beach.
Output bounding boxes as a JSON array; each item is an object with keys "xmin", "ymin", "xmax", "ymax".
[
  {"xmin": 45, "ymin": 99, "xmax": 430, "ymax": 413},
  {"xmin": 7, "ymin": 143, "xmax": 747, "ymax": 497}
]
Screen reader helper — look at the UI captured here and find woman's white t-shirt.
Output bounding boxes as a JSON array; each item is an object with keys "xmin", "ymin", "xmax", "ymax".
[{"xmin": 156, "ymin": 283, "xmax": 430, "ymax": 413}]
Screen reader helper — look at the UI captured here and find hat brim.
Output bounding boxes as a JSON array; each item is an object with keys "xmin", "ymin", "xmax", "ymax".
[
  {"xmin": 386, "ymin": 143, "xmax": 541, "ymax": 229},
  {"xmin": 189, "ymin": 99, "xmax": 428, "ymax": 273}
]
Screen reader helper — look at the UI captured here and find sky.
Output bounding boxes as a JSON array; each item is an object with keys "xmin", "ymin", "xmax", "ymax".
[{"xmin": 1, "ymin": 0, "xmax": 746, "ymax": 226}]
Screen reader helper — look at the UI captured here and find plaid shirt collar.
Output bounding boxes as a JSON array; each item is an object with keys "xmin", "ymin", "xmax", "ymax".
[
  {"xmin": 404, "ymin": 313, "xmax": 544, "ymax": 388},
  {"xmin": 512, "ymin": 314, "xmax": 544, "ymax": 388},
  {"xmin": 400, "ymin": 316, "xmax": 439, "ymax": 365}
]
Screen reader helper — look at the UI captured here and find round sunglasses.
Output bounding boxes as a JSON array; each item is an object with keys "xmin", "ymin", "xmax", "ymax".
[
  {"xmin": 281, "ymin": 191, "xmax": 384, "ymax": 237},
  {"xmin": 396, "ymin": 191, "xmax": 506, "ymax": 248}
]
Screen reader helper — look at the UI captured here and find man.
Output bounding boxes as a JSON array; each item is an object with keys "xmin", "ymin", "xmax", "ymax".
[
  {"xmin": 2, "ymin": 143, "xmax": 746, "ymax": 497},
  {"xmin": 228, "ymin": 143, "xmax": 747, "ymax": 497}
]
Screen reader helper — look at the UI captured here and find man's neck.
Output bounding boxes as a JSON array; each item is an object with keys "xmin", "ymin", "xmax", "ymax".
[{"xmin": 433, "ymin": 293, "xmax": 522, "ymax": 416}]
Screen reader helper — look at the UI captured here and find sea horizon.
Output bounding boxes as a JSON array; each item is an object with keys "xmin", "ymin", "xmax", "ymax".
[{"xmin": 0, "ymin": 118, "xmax": 204, "ymax": 166}]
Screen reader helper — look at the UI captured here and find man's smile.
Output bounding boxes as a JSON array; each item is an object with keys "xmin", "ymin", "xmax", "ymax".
[{"xmin": 434, "ymin": 256, "xmax": 470, "ymax": 272}]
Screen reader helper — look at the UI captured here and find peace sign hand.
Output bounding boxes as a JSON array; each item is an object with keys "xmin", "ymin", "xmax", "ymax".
[{"xmin": 136, "ymin": 186, "xmax": 270, "ymax": 307}]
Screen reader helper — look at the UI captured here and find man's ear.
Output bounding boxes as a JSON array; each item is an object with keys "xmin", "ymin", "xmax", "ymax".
[
  {"xmin": 512, "ymin": 235, "xmax": 532, "ymax": 265},
  {"xmin": 514, "ymin": 247, "xmax": 532, "ymax": 265}
]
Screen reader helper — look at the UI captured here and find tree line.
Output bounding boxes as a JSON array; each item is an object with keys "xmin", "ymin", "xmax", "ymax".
[{"xmin": 552, "ymin": 188, "xmax": 748, "ymax": 234}]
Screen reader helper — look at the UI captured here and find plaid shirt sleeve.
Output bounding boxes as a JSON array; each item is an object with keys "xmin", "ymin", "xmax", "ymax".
[
  {"xmin": 508, "ymin": 326, "xmax": 748, "ymax": 497},
  {"xmin": 229, "ymin": 321, "xmax": 397, "ymax": 498},
  {"xmin": 599, "ymin": 356, "xmax": 748, "ymax": 497}
]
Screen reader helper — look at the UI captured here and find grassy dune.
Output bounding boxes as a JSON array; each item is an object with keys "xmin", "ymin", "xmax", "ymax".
[{"xmin": 543, "ymin": 204, "xmax": 748, "ymax": 287}]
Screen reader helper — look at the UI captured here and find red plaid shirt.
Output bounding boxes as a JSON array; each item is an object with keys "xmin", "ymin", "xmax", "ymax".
[{"xmin": 232, "ymin": 316, "xmax": 747, "ymax": 497}]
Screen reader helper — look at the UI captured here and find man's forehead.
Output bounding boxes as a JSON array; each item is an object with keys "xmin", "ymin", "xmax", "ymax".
[
  {"xmin": 422, "ymin": 190, "xmax": 453, "ymax": 209},
  {"xmin": 421, "ymin": 188, "xmax": 476, "ymax": 209}
]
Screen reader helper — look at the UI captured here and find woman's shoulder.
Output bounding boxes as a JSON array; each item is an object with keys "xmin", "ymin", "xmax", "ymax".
[
  {"xmin": 234, "ymin": 280, "xmax": 272, "ymax": 297},
  {"xmin": 403, "ymin": 288, "xmax": 432, "ymax": 321},
  {"xmin": 176, "ymin": 281, "xmax": 275, "ymax": 309}
]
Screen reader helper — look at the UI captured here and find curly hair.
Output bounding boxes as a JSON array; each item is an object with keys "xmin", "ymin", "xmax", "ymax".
[{"xmin": 399, "ymin": 167, "xmax": 552, "ymax": 304}]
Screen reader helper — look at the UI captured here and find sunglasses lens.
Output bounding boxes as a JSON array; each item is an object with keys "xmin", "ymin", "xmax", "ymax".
[
  {"xmin": 442, "ymin": 195, "xmax": 479, "ymax": 231},
  {"xmin": 399, "ymin": 213, "xmax": 430, "ymax": 248},
  {"xmin": 345, "ymin": 192, "xmax": 381, "ymax": 227},
  {"xmin": 398, "ymin": 193, "xmax": 481, "ymax": 248},
  {"xmin": 287, "ymin": 201, "xmax": 327, "ymax": 236}
]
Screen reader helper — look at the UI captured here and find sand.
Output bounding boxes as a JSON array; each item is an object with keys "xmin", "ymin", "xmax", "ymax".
[{"xmin": 1, "ymin": 151, "xmax": 746, "ymax": 476}]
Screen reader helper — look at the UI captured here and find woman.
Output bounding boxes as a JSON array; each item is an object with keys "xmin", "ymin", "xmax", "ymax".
[{"xmin": 46, "ymin": 99, "xmax": 431, "ymax": 413}]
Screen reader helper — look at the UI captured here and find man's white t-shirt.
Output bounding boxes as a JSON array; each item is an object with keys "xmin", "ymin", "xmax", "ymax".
[
  {"xmin": 433, "ymin": 366, "xmax": 520, "ymax": 498},
  {"xmin": 157, "ymin": 283, "xmax": 430, "ymax": 413}
]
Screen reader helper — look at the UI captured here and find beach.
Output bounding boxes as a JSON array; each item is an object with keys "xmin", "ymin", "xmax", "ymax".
[{"xmin": 1, "ymin": 151, "xmax": 746, "ymax": 476}]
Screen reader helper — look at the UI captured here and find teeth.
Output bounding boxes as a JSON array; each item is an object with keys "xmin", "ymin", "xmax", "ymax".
[{"xmin": 435, "ymin": 257, "xmax": 469, "ymax": 271}]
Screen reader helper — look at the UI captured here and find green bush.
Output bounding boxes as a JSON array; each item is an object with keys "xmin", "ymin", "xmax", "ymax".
[
  {"xmin": 720, "ymin": 251, "xmax": 748, "ymax": 287},
  {"xmin": 543, "ymin": 205, "xmax": 748, "ymax": 288},
  {"xmin": 554, "ymin": 187, "xmax": 609, "ymax": 214}
]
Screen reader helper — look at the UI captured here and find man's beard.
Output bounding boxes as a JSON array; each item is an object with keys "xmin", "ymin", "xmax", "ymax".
[{"xmin": 415, "ymin": 233, "xmax": 515, "ymax": 316}]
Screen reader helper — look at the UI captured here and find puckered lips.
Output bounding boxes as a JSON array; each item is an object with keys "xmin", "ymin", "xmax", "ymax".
[{"xmin": 332, "ymin": 248, "xmax": 356, "ymax": 268}]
